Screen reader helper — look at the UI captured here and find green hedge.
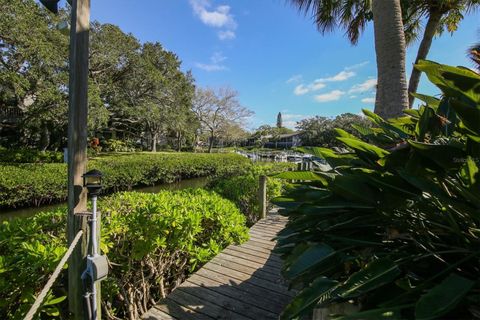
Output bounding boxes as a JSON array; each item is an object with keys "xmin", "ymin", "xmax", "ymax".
[
  {"xmin": 0, "ymin": 153, "xmax": 251, "ymax": 208},
  {"xmin": 0, "ymin": 189, "xmax": 249, "ymax": 319},
  {"xmin": 209, "ymin": 162, "xmax": 295, "ymax": 225},
  {"xmin": 0, "ymin": 147, "xmax": 63, "ymax": 163}
]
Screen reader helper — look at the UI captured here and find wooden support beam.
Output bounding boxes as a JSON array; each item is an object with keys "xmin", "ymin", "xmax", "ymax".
[
  {"xmin": 258, "ymin": 175, "xmax": 267, "ymax": 220},
  {"xmin": 67, "ymin": 0, "xmax": 91, "ymax": 319}
]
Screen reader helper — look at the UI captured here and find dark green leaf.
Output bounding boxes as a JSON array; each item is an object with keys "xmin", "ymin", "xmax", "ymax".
[{"xmin": 415, "ymin": 273, "xmax": 475, "ymax": 320}]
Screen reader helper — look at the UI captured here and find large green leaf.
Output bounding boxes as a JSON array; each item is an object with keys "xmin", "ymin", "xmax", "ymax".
[
  {"xmin": 281, "ymin": 277, "xmax": 339, "ymax": 320},
  {"xmin": 408, "ymin": 140, "xmax": 466, "ymax": 170},
  {"xmin": 415, "ymin": 106, "xmax": 437, "ymax": 141},
  {"xmin": 337, "ymin": 137, "xmax": 389, "ymax": 161},
  {"xmin": 284, "ymin": 243, "xmax": 336, "ymax": 279},
  {"xmin": 334, "ymin": 258, "xmax": 401, "ymax": 299},
  {"xmin": 415, "ymin": 273, "xmax": 475, "ymax": 320},
  {"xmin": 275, "ymin": 171, "xmax": 328, "ymax": 184},
  {"xmin": 332, "ymin": 304, "xmax": 413, "ymax": 320},
  {"xmin": 415, "ymin": 60, "xmax": 480, "ymax": 105},
  {"xmin": 449, "ymin": 99, "xmax": 480, "ymax": 136},
  {"xmin": 410, "ymin": 92, "xmax": 440, "ymax": 109},
  {"xmin": 459, "ymin": 156, "xmax": 479, "ymax": 186},
  {"xmin": 331, "ymin": 175, "xmax": 378, "ymax": 205},
  {"xmin": 310, "ymin": 147, "xmax": 358, "ymax": 168}
]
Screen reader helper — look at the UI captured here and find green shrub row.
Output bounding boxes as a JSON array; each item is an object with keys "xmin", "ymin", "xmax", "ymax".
[
  {"xmin": 0, "ymin": 147, "xmax": 63, "ymax": 163},
  {"xmin": 209, "ymin": 162, "xmax": 295, "ymax": 225},
  {"xmin": 0, "ymin": 153, "xmax": 251, "ymax": 208},
  {"xmin": 0, "ymin": 189, "xmax": 249, "ymax": 319}
]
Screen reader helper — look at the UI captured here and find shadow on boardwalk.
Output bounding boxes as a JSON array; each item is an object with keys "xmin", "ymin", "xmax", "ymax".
[{"xmin": 143, "ymin": 215, "xmax": 294, "ymax": 320}]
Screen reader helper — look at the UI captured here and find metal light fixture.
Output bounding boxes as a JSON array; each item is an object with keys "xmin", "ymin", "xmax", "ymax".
[
  {"xmin": 82, "ymin": 169, "xmax": 103, "ymax": 196},
  {"xmin": 82, "ymin": 169, "xmax": 107, "ymax": 320}
]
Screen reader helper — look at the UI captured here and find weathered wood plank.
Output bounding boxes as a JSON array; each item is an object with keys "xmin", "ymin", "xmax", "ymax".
[
  {"xmin": 221, "ymin": 248, "xmax": 284, "ymax": 269},
  {"xmin": 232, "ymin": 242, "xmax": 280, "ymax": 256},
  {"xmin": 215, "ymin": 252, "xmax": 281, "ymax": 273},
  {"xmin": 210, "ymin": 256, "xmax": 286, "ymax": 284},
  {"xmin": 184, "ymin": 276, "xmax": 280, "ymax": 318},
  {"xmin": 167, "ymin": 288, "xmax": 249, "ymax": 320},
  {"xmin": 142, "ymin": 307, "xmax": 178, "ymax": 320},
  {"xmin": 152, "ymin": 298, "xmax": 211, "ymax": 320},
  {"xmin": 202, "ymin": 261, "xmax": 294, "ymax": 298},
  {"xmin": 227, "ymin": 245, "xmax": 283, "ymax": 262},
  {"xmin": 191, "ymin": 270, "xmax": 292, "ymax": 312},
  {"xmin": 143, "ymin": 214, "xmax": 293, "ymax": 319}
]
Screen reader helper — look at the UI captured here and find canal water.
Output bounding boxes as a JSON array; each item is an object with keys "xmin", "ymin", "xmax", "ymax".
[{"xmin": 0, "ymin": 177, "xmax": 209, "ymax": 221}]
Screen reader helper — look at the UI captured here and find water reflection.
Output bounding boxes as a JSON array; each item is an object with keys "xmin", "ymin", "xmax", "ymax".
[{"xmin": 0, "ymin": 177, "xmax": 209, "ymax": 221}]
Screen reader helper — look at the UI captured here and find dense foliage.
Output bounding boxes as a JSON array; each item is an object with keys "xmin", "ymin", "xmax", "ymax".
[
  {"xmin": 296, "ymin": 113, "xmax": 371, "ymax": 148},
  {"xmin": 274, "ymin": 61, "xmax": 480, "ymax": 319},
  {"xmin": 0, "ymin": 0, "xmax": 198, "ymax": 152},
  {"xmin": 0, "ymin": 147, "xmax": 63, "ymax": 163},
  {"xmin": 0, "ymin": 189, "xmax": 249, "ymax": 319},
  {"xmin": 0, "ymin": 153, "xmax": 251, "ymax": 208},
  {"xmin": 209, "ymin": 162, "xmax": 295, "ymax": 225}
]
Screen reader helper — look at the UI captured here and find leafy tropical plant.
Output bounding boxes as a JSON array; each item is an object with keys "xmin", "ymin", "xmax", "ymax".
[
  {"xmin": 209, "ymin": 162, "xmax": 295, "ymax": 224},
  {"xmin": 0, "ymin": 189, "xmax": 249, "ymax": 319},
  {"xmin": 274, "ymin": 60, "xmax": 480, "ymax": 319}
]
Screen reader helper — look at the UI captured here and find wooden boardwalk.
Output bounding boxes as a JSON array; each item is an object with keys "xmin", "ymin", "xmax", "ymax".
[{"xmin": 143, "ymin": 214, "xmax": 293, "ymax": 320}]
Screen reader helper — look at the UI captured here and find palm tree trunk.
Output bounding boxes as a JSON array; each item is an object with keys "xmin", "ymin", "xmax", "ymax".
[
  {"xmin": 408, "ymin": 10, "xmax": 443, "ymax": 107},
  {"xmin": 372, "ymin": 0, "xmax": 409, "ymax": 119}
]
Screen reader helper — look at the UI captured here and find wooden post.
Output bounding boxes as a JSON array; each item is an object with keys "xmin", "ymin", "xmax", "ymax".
[
  {"xmin": 258, "ymin": 175, "xmax": 267, "ymax": 220},
  {"xmin": 67, "ymin": 0, "xmax": 91, "ymax": 319}
]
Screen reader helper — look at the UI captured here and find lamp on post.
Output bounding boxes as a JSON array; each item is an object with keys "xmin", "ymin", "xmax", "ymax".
[
  {"xmin": 83, "ymin": 169, "xmax": 103, "ymax": 196},
  {"xmin": 82, "ymin": 169, "xmax": 107, "ymax": 320}
]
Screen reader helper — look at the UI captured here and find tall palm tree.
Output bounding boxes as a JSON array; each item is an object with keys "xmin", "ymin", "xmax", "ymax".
[
  {"xmin": 371, "ymin": 0, "xmax": 409, "ymax": 118},
  {"xmin": 289, "ymin": 0, "xmax": 408, "ymax": 118},
  {"xmin": 288, "ymin": 0, "xmax": 479, "ymax": 114},
  {"xmin": 405, "ymin": 0, "xmax": 480, "ymax": 107},
  {"xmin": 288, "ymin": 0, "xmax": 372, "ymax": 45}
]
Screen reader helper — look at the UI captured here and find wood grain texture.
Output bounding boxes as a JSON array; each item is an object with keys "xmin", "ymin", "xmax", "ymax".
[{"xmin": 142, "ymin": 214, "xmax": 293, "ymax": 320}]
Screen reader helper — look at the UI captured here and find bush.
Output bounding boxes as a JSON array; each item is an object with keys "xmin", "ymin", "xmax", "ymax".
[
  {"xmin": 0, "ymin": 147, "xmax": 63, "ymax": 163},
  {"xmin": 0, "ymin": 153, "xmax": 251, "ymax": 208},
  {"xmin": 102, "ymin": 139, "xmax": 137, "ymax": 153},
  {"xmin": 209, "ymin": 162, "xmax": 295, "ymax": 225},
  {"xmin": 0, "ymin": 189, "xmax": 249, "ymax": 319},
  {"xmin": 274, "ymin": 61, "xmax": 480, "ymax": 319}
]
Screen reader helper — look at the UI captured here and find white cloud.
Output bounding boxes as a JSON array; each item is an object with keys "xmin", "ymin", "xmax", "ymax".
[
  {"xmin": 345, "ymin": 61, "xmax": 369, "ymax": 70},
  {"xmin": 195, "ymin": 63, "xmax": 227, "ymax": 72},
  {"xmin": 349, "ymin": 78, "xmax": 377, "ymax": 94},
  {"xmin": 349, "ymin": 95, "xmax": 357, "ymax": 99},
  {"xmin": 314, "ymin": 90, "xmax": 345, "ymax": 103},
  {"xmin": 211, "ymin": 51, "xmax": 226, "ymax": 64},
  {"xmin": 361, "ymin": 97, "xmax": 375, "ymax": 104},
  {"xmin": 218, "ymin": 30, "xmax": 235, "ymax": 40},
  {"xmin": 286, "ymin": 74, "xmax": 303, "ymax": 84},
  {"xmin": 290, "ymin": 67, "xmax": 356, "ymax": 96},
  {"xmin": 294, "ymin": 81, "xmax": 326, "ymax": 96},
  {"xmin": 310, "ymin": 80, "xmax": 326, "ymax": 90},
  {"xmin": 190, "ymin": 0, "xmax": 237, "ymax": 40},
  {"xmin": 294, "ymin": 84, "xmax": 309, "ymax": 96},
  {"xmin": 195, "ymin": 52, "xmax": 228, "ymax": 72},
  {"xmin": 318, "ymin": 70, "xmax": 356, "ymax": 82}
]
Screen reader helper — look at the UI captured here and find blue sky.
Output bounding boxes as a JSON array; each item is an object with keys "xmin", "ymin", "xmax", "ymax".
[{"xmin": 90, "ymin": 0, "xmax": 479, "ymax": 130}]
